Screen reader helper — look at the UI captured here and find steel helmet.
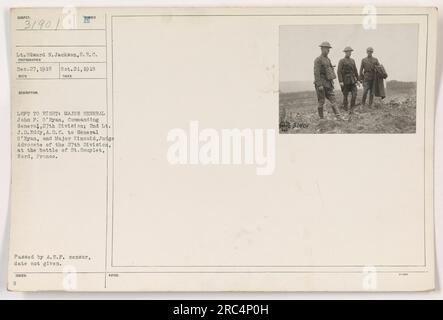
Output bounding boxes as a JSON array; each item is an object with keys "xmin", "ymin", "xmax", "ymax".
[{"xmin": 319, "ymin": 41, "xmax": 332, "ymax": 48}]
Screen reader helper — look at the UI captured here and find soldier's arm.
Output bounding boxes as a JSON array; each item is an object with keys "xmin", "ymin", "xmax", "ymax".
[
  {"xmin": 313, "ymin": 58, "xmax": 322, "ymax": 87},
  {"xmin": 359, "ymin": 59, "xmax": 364, "ymax": 80},
  {"xmin": 337, "ymin": 60, "xmax": 343, "ymax": 83}
]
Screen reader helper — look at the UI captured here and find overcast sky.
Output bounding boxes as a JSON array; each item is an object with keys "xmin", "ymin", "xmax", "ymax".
[{"xmin": 279, "ymin": 24, "xmax": 418, "ymax": 83}]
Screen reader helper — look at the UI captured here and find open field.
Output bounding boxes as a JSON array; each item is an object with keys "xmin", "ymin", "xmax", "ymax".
[{"xmin": 279, "ymin": 81, "xmax": 416, "ymax": 134}]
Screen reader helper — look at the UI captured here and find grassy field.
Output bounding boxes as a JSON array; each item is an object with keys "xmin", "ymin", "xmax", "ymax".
[{"xmin": 279, "ymin": 81, "xmax": 416, "ymax": 134}]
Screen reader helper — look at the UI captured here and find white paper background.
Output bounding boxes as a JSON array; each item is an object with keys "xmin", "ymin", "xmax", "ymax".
[{"xmin": 0, "ymin": 0, "xmax": 442, "ymax": 299}]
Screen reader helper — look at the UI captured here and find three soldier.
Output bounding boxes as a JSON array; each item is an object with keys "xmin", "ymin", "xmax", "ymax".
[{"xmin": 313, "ymin": 43, "xmax": 381, "ymax": 119}]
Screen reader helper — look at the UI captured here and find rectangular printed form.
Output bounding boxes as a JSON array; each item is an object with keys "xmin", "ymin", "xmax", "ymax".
[{"xmin": 8, "ymin": 7, "xmax": 437, "ymax": 291}]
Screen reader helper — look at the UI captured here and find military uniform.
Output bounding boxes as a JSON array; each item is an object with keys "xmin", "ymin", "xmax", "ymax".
[
  {"xmin": 359, "ymin": 53, "xmax": 379, "ymax": 106},
  {"xmin": 313, "ymin": 42, "xmax": 340, "ymax": 119},
  {"xmin": 337, "ymin": 55, "xmax": 359, "ymax": 112}
]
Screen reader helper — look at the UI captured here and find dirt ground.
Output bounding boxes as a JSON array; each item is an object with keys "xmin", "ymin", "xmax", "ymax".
[{"xmin": 279, "ymin": 85, "xmax": 416, "ymax": 134}]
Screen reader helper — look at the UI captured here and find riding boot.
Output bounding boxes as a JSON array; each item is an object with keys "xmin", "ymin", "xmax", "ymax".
[
  {"xmin": 349, "ymin": 101, "xmax": 356, "ymax": 114},
  {"xmin": 368, "ymin": 94, "xmax": 374, "ymax": 107},
  {"xmin": 343, "ymin": 93, "xmax": 349, "ymax": 111},
  {"xmin": 318, "ymin": 107, "xmax": 324, "ymax": 119},
  {"xmin": 331, "ymin": 105, "xmax": 341, "ymax": 120}
]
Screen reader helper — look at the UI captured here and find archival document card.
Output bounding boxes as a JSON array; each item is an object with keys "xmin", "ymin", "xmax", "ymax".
[{"xmin": 8, "ymin": 7, "xmax": 437, "ymax": 291}]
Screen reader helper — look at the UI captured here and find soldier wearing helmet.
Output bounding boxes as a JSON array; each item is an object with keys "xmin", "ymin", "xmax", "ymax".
[
  {"xmin": 313, "ymin": 41, "xmax": 341, "ymax": 120},
  {"xmin": 359, "ymin": 47, "xmax": 380, "ymax": 107},
  {"xmin": 337, "ymin": 46, "xmax": 360, "ymax": 114}
]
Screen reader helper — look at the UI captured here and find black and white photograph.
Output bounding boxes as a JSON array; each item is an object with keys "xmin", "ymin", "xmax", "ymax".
[
  {"xmin": 279, "ymin": 24, "xmax": 418, "ymax": 134},
  {"xmin": 1, "ymin": 3, "xmax": 440, "ymax": 299}
]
